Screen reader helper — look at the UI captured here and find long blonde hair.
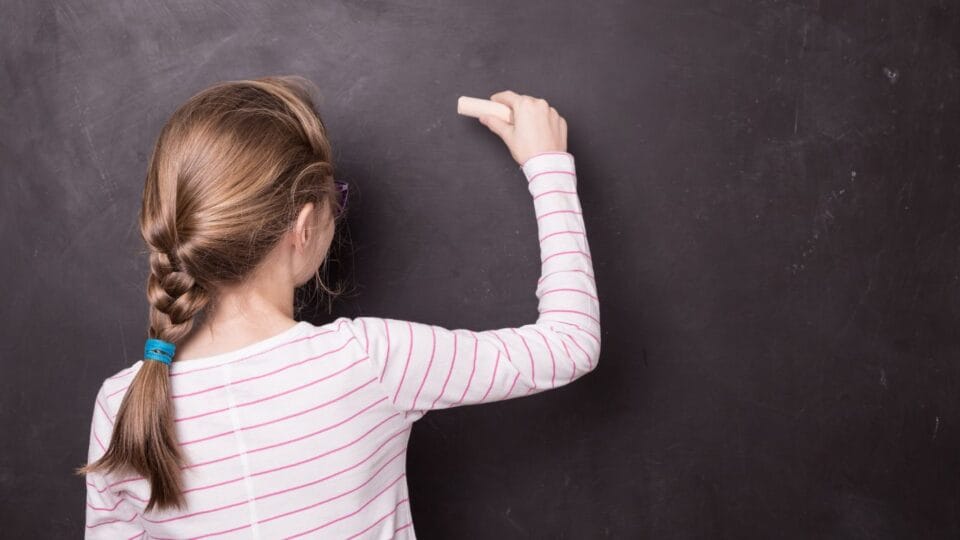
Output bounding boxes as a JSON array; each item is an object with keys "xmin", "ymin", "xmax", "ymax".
[{"xmin": 74, "ymin": 75, "xmax": 346, "ymax": 512}]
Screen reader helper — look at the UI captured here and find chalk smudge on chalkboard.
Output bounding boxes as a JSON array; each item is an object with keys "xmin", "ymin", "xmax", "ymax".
[
  {"xmin": 933, "ymin": 416, "xmax": 940, "ymax": 440},
  {"xmin": 73, "ymin": 84, "xmax": 119, "ymax": 208},
  {"xmin": 883, "ymin": 66, "xmax": 900, "ymax": 84},
  {"xmin": 503, "ymin": 506, "xmax": 527, "ymax": 535},
  {"xmin": 790, "ymin": 170, "xmax": 857, "ymax": 275}
]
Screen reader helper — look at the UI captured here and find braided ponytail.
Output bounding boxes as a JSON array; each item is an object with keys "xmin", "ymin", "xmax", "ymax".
[
  {"xmin": 75, "ymin": 75, "xmax": 344, "ymax": 513},
  {"xmin": 146, "ymin": 250, "xmax": 211, "ymax": 340}
]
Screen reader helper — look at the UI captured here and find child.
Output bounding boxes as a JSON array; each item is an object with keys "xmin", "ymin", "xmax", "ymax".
[{"xmin": 76, "ymin": 75, "xmax": 600, "ymax": 539}]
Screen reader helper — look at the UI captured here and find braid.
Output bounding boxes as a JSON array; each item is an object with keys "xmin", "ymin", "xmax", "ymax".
[
  {"xmin": 83, "ymin": 245, "xmax": 213, "ymax": 513},
  {"xmin": 146, "ymin": 249, "xmax": 210, "ymax": 341}
]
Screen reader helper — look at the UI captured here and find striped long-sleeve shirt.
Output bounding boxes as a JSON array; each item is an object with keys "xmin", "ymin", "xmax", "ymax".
[{"xmin": 84, "ymin": 151, "xmax": 601, "ymax": 539}]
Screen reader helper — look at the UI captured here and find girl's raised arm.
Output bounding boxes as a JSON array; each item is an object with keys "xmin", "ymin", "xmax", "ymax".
[{"xmin": 339, "ymin": 149, "xmax": 600, "ymax": 414}]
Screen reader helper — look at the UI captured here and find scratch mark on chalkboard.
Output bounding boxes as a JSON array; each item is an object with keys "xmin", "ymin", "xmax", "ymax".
[
  {"xmin": 793, "ymin": 20, "xmax": 809, "ymax": 135},
  {"xmin": 503, "ymin": 506, "xmax": 527, "ymax": 534},
  {"xmin": 793, "ymin": 98, "xmax": 800, "ymax": 135},
  {"xmin": 118, "ymin": 318, "xmax": 128, "ymax": 362},
  {"xmin": 790, "ymin": 170, "xmax": 856, "ymax": 275},
  {"xmin": 728, "ymin": 388, "xmax": 801, "ymax": 421},
  {"xmin": 208, "ymin": 0, "xmax": 246, "ymax": 26},
  {"xmin": 879, "ymin": 368, "xmax": 887, "ymax": 388},
  {"xmin": 933, "ymin": 416, "xmax": 940, "ymax": 440},
  {"xmin": 895, "ymin": 176, "xmax": 915, "ymax": 209},
  {"xmin": 73, "ymin": 84, "xmax": 119, "ymax": 208}
]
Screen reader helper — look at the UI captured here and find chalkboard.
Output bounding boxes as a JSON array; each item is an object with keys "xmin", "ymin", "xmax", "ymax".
[{"xmin": 2, "ymin": 0, "xmax": 958, "ymax": 537}]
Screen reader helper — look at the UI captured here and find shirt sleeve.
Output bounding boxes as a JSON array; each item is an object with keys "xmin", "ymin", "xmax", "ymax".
[
  {"xmin": 84, "ymin": 382, "xmax": 146, "ymax": 539},
  {"xmin": 340, "ymin": 151, "xmax": 600, "ymax": 414}
]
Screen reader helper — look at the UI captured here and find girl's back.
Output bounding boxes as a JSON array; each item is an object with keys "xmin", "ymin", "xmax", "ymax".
[
  {"xmin": 88, "ymin": 318, "xmax": 419, "ymax": 538},
  {"xmin": 81, "ymin": 78, "xmax": 599, "ymax": 539}
]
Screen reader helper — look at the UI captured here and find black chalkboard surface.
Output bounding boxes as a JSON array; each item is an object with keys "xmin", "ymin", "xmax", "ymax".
[{"xmin": 2, "ymin": 1, "xmax": 958, "ymax": 538}]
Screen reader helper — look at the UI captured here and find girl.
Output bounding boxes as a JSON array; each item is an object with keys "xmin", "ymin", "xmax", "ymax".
[{"xmin": 76, "ymin": 75, "xmax": 600, "ymax": 539}]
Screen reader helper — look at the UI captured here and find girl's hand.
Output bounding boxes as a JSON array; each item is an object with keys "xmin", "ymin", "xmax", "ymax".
[{"xmin": 478, "ymin": 90, "xmax": 568, "ymax": 167}]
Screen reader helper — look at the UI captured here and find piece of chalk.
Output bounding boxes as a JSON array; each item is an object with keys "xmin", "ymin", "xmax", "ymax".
[{"xmin": 457, "ymin": 96, "xmax": 513, "ymax": 124}]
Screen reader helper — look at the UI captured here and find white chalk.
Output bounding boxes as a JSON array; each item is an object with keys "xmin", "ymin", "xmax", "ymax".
[{"xmin": 457, "ymin": 96, "xmax": 513, "ymax": 124}]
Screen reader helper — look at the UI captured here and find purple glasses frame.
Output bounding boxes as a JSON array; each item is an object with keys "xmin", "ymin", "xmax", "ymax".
[{"xmin": 333, "ymin": 180, "xmax": 349, "ymax": 218}]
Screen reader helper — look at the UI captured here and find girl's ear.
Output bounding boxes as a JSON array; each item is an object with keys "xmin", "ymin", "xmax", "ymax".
[{"xmin": 294, "ymin": 202, "xmax": 316, "ymax": 252}]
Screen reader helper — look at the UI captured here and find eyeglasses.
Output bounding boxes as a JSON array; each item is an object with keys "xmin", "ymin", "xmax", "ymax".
[{"xmin": 333, "ymin": 180, "xmax": 349, "ymax": 218}]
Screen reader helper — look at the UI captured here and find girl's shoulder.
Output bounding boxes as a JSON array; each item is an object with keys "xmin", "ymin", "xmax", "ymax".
[
  {"xmin": 94, "ymin": 361, "xmax": 144, "ymax": 417},
  {"xmin": 103, "ymin": 361, "xmax": 144, "ymax": 383}
]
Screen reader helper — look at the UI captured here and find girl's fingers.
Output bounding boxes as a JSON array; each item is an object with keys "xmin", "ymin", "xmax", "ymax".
[
  {"xmin": 490, "ymin": 90, "xmax": 522, "ymax": 110},
  {"xmin": 479, "ymin": 114, "xmax": 512, "ymax": 140}
]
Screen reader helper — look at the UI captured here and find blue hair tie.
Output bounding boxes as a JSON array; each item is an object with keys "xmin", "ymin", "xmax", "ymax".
[{"xmin": 144, "ymin": 338, "xmax": 176, "ymax": 365}]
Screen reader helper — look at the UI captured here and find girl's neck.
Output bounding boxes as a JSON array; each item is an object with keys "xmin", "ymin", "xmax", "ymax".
[{"xmin": 172, "ymin": 280, "xmax": 296, "ymax": 362}]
